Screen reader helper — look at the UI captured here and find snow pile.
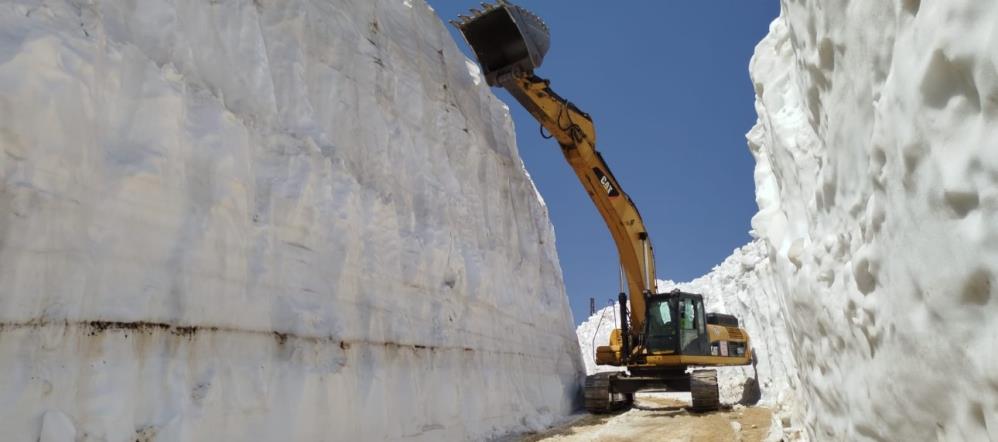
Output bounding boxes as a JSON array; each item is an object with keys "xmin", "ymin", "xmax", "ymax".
[
  {"xmin": 749, "ymin": 1, "xmax": 998, "ymax": 440},
  {"xmin": 575, "ymin": 241, "xmax": 803, "ymax": 437},
  {"xmin": 0, "ymin": 0, "xmax": 581, "ymax": 440},
  {"xmin": 575, "ymin": 303, "xmax": 623, "ymax": 376},
  {"xmin": 660, "ymin": 241, "xmax": 801, "ymax": 434}
]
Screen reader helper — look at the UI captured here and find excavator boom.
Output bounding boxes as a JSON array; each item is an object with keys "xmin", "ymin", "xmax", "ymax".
[
  {"xmin": 453, "ymin": 1, "xmax": 753, "ymax": 414},
  {"xmin": 453, "ymin": 2, "xmax": 657, "ymax": 335}
]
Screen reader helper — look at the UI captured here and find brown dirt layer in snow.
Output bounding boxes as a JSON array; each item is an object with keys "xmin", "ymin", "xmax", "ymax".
[{"xmin": 520, "ymin": 395, "xmax": 773, "ymax": 442}]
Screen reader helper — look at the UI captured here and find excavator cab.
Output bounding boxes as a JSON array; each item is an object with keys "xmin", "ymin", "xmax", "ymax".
[
  {"xmin": 644, "ymin": 292, "xmax": 710, "ymax": 356},
  {"xmin": 450, "ymin": 1, "xmax": 550, "ymax": 86}
]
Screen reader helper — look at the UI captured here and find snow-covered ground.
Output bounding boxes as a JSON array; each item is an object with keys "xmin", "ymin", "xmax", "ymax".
[{"xmin": 0, "ymin": 0, "xmax": 581, "ymax": 440}]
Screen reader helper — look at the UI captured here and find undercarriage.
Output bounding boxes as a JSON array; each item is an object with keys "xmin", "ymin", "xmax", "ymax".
[{"xmin": 584, "ymin": 368, "xmax": 720, "ymax": 413}]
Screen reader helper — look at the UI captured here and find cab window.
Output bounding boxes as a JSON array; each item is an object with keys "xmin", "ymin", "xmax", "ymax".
[
  {"xmin": 680, "ymin": 300, "xmax": 695, "ymax": 330},
  {"xmin": 655, "ymin": 302, "xmax": 672, "ymax": 328}
]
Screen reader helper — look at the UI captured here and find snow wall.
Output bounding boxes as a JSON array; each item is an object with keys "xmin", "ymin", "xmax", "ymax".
[
  {"xmin": 749, "ymin": 0, "xmax": 998, "ymax": 440},
  {"xmin": 0, "ymin": 1, "xmax": 583, "ymax": 440},
  {"xmin": 579, "ymin": 1, "xmax": 998, "ymax": 440}
]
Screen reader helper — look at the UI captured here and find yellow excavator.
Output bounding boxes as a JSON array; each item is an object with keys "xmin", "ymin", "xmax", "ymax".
[{"xmin": 452, "ymin": 1, "xmax": 754, "ymax": 413}]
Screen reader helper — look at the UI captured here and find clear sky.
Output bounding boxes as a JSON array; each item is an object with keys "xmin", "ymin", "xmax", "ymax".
[{"xmin": 428, "ymin": 1, "xmax": 781, "ymax": 324}]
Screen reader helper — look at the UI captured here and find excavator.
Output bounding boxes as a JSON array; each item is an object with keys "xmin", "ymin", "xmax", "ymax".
[{"xmin": 451, "ymin": 1, "xmax": 754, "ymax": 413}]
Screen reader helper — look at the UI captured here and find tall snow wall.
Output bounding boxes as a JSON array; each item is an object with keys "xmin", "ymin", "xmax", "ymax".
[
  {"xmin": 0, "ymin": 0, "xmax": 583, "ymax": 440},
  {"xmin": 750, "ymin": 1, "xmax": 998, "ymax": 440}
]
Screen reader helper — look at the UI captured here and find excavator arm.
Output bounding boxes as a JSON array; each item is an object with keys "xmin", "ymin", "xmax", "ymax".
[
  {"xmin": 496, "ymin": 73, "xmax": 657, "ymax": 334},
  {"xmin": 451, "ymin": 1, "xmax": 656, "ymax": 337},
  {"xmin": 453, "ymin": 2, "xmax": 754, "ymax": 412}
]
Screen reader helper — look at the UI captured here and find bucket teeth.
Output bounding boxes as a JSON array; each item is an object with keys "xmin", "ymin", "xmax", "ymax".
[
  {"xmin": 451, "ymin": 0, "xmax": 551, "ymax": 85},
  {"xmin": 514, "ymin": 6, "xmax": 548, "ymax": 32},
  {"xmin": 450, "ymin": 1, "xmax": 547, "ymax": 32},
  {"xmin": 450, "ymin": 2, "xmax": 495, "ymax": 28}
]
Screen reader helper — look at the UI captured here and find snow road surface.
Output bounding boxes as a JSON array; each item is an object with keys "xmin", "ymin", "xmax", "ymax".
[{"xmin": 518, "ymin": 393, "xmax": 782, "ymax": 442}]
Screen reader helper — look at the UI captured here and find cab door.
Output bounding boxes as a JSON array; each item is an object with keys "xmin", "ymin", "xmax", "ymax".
[
  {"xmin": 678, "ymin": 296, "xmax": 709, "ymax": 356},
  {"xmin": 643, "ymin": 299, "xmax": 678, "ymax": 354}
]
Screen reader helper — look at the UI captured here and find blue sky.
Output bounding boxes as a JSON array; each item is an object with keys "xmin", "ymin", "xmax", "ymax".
[{"xmin": 428, "ymin": 1, "xmax": 781, "ymax": 323}]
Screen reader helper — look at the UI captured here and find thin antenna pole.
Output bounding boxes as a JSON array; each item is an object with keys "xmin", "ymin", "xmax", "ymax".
[
  {"xmin": 619, "ymin": 262, "xmax": 625, "ymax": 294},
  {"xmin": 610, "ymin": 299, "xmax": 617, "ymax": 328}
]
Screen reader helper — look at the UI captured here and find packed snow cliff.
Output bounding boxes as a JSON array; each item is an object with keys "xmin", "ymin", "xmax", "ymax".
[
  {"xmin": 0, "ymin": 0, "xmax": 582, "ymax": 440},
  {"xmin": 749, "ymin": 0, "xmax": 998, "ymax": 440},
  {"xmin": 579, "ymin": 1, "xmax": 998, "ymax": 440}
]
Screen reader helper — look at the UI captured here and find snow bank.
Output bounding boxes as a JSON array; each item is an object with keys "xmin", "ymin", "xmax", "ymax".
[
  {"xmin": 575, "ymin": 241, "xmax": 803, "ymax": 437},
  {"xmin": 575, "ymin": 304, "xmax": 622, "ymax": 377},
  {"xmin": 0, "ymin": 0, "xmax": 582, "ymax": 440},
  {"xmin": 579, "ymin": 2, "xmax": 998, "ymax": 439},
  {"xmin": 749, "ymin": 1, "xmax": 998, "ymax": 440},
  {"xmin": 659, "ymin": 241, "xmax": 801, "ymax": 435}
]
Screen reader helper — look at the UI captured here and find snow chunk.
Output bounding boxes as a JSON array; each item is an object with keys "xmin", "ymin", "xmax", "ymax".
[
  {"xmin": 39, "ymin": 411, "xmax": 76, "ymax": 442},
  {"xmin": 466, "ymin": 58, "xmax": 483, "ymax": 86}
]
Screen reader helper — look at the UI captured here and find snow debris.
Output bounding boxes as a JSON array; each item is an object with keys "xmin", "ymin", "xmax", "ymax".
[
  {"xmin": 465, "ymin": 58, "xmax": 484, "ymax": 86},
  {"xmin": 0, "ymin": 0, "xmax": 582, "ymax": 440}
]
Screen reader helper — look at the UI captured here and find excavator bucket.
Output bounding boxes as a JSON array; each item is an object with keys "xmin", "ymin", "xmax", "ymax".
[{"xmin": 450, "ymin": 1, "xmax": 550, "ymax": 86}]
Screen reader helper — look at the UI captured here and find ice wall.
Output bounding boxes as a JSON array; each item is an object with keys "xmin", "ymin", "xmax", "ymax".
[
  {"xmin": 0, "ymin": 0, "xmax": 582, "ymax": 440},
  {"xmin": 749, "ymin": 1, "xmax": 998, "ymax": 440}
]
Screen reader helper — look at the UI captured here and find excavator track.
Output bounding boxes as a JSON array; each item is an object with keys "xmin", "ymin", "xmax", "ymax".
[
  {"xmin": 584, "ymin": 373, "xmax": 625, "ymax": 414},
  {"xmin": 690, "ymin": 369, "xmax": 720, "ymax": 412}
]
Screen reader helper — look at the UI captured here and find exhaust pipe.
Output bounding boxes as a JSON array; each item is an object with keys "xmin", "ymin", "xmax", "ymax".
[{"xmin": 450, "ymin": 1, "xmax": 550, "ymax": 86}]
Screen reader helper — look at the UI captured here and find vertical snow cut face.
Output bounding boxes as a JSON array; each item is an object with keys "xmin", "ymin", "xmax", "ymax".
[
  {"xmin": 750, "ymin": 0, "xmax": 998, "ymax": 440},
  {"xmin": 0, "ymin": 0, "xmax": 582, "ymax": 440}
]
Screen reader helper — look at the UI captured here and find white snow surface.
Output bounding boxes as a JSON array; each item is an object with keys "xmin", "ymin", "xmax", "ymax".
[
  {"xmin": 0, "ymin": 0, "xmax": 582, "ymax": 440},
  {"xmin": 659, "ymin": 242, "xmax": 802, "ymax": 436},
  {"xmin": 748, "ymin": 1, "xmax": 998, "ymax": 440},
  {"xmin": 580, "ymin": 1, "xmax": 998, "ymax": 440}
]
